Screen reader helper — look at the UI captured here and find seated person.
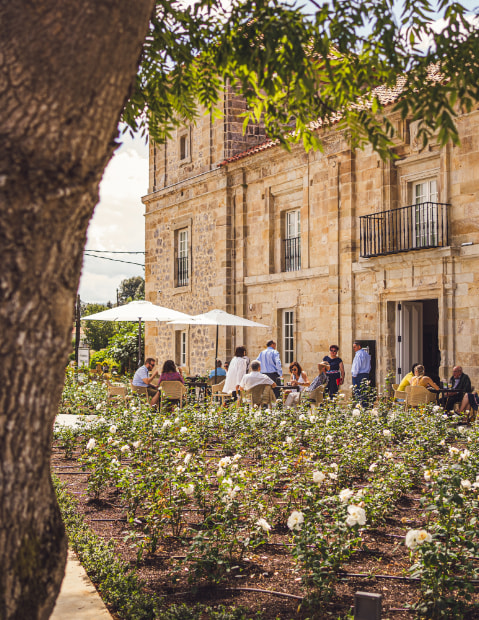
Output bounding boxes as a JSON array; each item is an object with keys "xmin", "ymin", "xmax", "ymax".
[
  {"xmin": 443, "ymin": 365, "xmax": 472, "ymax": 411},
  {"xmin": 397, "ymin": 362, "xmax": 419, "ymax": 391},
  {"xmin": 209, "ymin": 359, "xmax": 227, "ymax": 380},
  {"xmin": 289, "ymin": 361, "xmax": 310, "ymax": 390},
  {"xmin": 303, "ymin": 362, "xmax": 330, "ymax": 401},
  {"xmin": 158, "ymin": 359, "xmax": 185, "ymax": 385},
  {"xmin": 132, "ymin": 357, "xmax": 160, "ymax": 406},
  {"xmin": 410, "ymin": 365, "xmax": 440, "ymax": 390},
  {"xmin": 239, "ymin": 361, "xmax": 276, "ymax": 392}
]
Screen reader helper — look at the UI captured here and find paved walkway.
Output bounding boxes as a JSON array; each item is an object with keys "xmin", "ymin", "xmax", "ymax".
[
  {"xmin": 53, "ymin": 415, "xmax": 112, "ymax": 618},
  {"xmin": 50, "ymin": 551, "xmax": 112, "ymax": 619}
]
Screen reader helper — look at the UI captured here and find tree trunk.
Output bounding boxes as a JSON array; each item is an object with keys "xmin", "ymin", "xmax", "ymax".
[{"xmin": 0, "ymin": 2, "xmax": 154, "ymax": 617}]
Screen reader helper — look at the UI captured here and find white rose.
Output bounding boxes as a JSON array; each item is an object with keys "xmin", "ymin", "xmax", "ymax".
[
  {"xmin": 345, "ymin": 504, "xmax": 366, "ymax": 527},
  {"xmin": 120, "ymin": 444, "xmax": 130, "ymax": 453},
  {"xmin": 339, "ymin": 488, "xmax": 354, "ymax": 503},
  {"xmin": 219, "ymin": 456, "xmax": 232, "ymax": 468},
  {"xmin": 405, "ymin": 529, "xmax": 432, "ymax": 549},
  {"xmin": 86, "ymin": 438, "xmax": 96, "ymax": 450},
  {"xmin": 352, "ymin": 408, "xmax": 361, "ymax": 417},
  {"xmin": 287, "ymin": 510, "xmax": 304, "ymax": 531},
  {"xmin": 369, "ymin": 463, "xmax": 378, "ymax": 472},
  {"xmin": 185, "ymin": 483, "xmax": 195, "ymax": 496},
  {"xmin": 312, "ymin": 470, "xmax": 326, "ymax": 484},
  {"xmin": 461, "ymin": 479, "xmax": 472, "ymax": 490},
  {"xmin": 256, "ymin": 517, "xmax": 271, "ymax": 532},
  {"xmin": 109, "ymin": 425, "xmax": 117, "ymax": 434},
  {"xmin": 179, "ymin": 426, "xmax": 188, "ymax": 434},
  {"xmin": 184, "ymin": 453, "xmax": 192, "ymax": 465},
  {"xmin": 132, "ymin": 440, "xmax": 141, "ymax": 449},
  {"xmin": 96, "ymin": 403, "xmax": 102, "ymax": 411},
  {"xmin": 232, "ymin": 453, "xmax": 242, "ymax": 462},
  {"xmin": 383, "ymin": 429, "xmax": 391, "ymax": 437},
  {"xmin": 177, "ymin": 465, "xmax": 186, "ymax": 474},
  {"xmin": 162, "ymin": 419, "xmax": 172, "ymax": 429}
]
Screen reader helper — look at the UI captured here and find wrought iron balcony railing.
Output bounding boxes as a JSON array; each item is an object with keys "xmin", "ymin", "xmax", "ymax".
[
  {"xmin": 359, "ymin": 202, "xmax": 449, "ymax": 258},
  {"xmin": 284, "ymin": 236, "xmax": 301, "ymax": 271},
  {"xmin": 177, "ymin": 256, "xmax": 189, "ymax": 286}
]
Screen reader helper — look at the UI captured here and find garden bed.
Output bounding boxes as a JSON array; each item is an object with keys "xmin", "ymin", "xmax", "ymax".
[{"xmin": 52, "ymin": 383, "xmax": 479, "ymax": 619}]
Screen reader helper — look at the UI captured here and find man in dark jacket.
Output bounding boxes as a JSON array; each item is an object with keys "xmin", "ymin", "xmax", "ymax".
[{"xmin": 444, "ymin": 366, "xmax": 472, "ymax": 411}]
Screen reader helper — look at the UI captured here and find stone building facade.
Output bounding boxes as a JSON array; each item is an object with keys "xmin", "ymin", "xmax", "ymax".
[{"xmin": 142, "ymin": 90, "xmax": 479, "ymax": 388}]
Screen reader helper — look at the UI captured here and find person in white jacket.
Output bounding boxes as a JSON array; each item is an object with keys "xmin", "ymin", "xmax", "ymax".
[{"xmin": 223, "ymin": 346, "xmax": 248, "ymax": 399}]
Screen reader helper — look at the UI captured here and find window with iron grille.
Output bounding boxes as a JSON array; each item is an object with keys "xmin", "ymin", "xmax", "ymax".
[
  {"xmin": 177, "ymin": 229, "xmax": 189, "ymax": 286},
  {"xmin": 284, "ymin": 210, "xmax": 301, "ymax": 271},
  {"xmin": 283, "ymin": 310, "xmax": 294, "ymax": 364}
]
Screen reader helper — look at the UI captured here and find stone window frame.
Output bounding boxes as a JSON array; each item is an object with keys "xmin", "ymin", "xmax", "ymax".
[
  {"xmin": 171, "ymin": 217, "xmax": 192, "ymax": 293},
  {"xmin": 178, "ymin": 127, "xmax": 192, "ymax": 165},
  {"xmin": 175, "ymin": 328, "xmax": 188, "ymax": 368},
  {"xmin": 268, "ymin": 181, "xmax": 303, "ymax": 274},
  {"xmin": 396, "ymin": 156, "xmax": 442, "ymax": 249},
  {"xmin": 277, "ymin": 307, "xmax": 296, "ymax": 366}
]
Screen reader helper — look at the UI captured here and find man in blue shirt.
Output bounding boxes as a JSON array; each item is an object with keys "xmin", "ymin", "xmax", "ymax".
[
  {"xmin": 209, "ymin": 360, "xmax": 227, "ymax": 381},
  {"xmin": 351, "ymin": 341, "xmax": 371, "ymax": 406},
  {"xmin": 256, "ymin": 340, "xmax": 283, "ymax": 397}
]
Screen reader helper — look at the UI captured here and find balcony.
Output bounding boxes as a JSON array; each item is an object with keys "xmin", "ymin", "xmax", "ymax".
[
  {"xmin": 284, "ymin": 236, "xmax": 301, "ymax": 271},
  {"xmin": 177, "ymin": 256, "xmax": 189, "ymax": 286},
  {"xmin": 359, "ymin": 202, "xmax": 449, "ymax": 259}
]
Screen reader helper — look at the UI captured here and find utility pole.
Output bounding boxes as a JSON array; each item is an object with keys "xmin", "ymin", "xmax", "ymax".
[{"xmin": 75, "ymin": 294, "xmax": 81, "ymax": 366}]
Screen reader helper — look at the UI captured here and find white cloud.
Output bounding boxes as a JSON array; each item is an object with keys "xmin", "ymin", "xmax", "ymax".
[{"xmin": 78, "ymin": 132, "xmax": 148, "ymax": 304}]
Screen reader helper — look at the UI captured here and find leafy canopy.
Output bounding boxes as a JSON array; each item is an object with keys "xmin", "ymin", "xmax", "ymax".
[{"xmin": 123, "ymin": 0, "xmax": 479, "ymax": 158}]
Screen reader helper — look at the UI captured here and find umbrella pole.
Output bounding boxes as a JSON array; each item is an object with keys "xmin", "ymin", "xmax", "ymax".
[
  {"xmin": 138, "ymin": 318, "xmax": 142, "ymax": 367},
  {"xmin": 214, "ymin": 324, "xmax": 219, "ymax": 382}
]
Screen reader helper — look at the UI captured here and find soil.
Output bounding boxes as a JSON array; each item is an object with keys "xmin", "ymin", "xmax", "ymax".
[{"xmin": 51, "ymin": 444, "xmax": 445, "ymax": 620}]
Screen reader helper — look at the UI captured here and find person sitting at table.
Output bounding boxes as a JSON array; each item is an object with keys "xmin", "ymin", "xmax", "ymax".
[
  {"xmin": 458, "ymin": 390, "xmax": 479, "ymax": 422},
  {"xmin": 158, "ymin": 359, "xmax": 185, "ymax": 385},
  {"xmin": 239, "ymin": 361, "xmax": 276, "ymax": 392},
  {"xmin": 397, "ymin": 362, "xmax": 420, "ymax": 391},
  {"xmin": 410, "ymin": 365, "xmax": 440, "ymax": 391},
  {"xmin": 209, "ymin": 359, "xmax": 227, "ymax": 381},
  {"xmin": 302, "ymin": 362, "xmax": 330, "ymax": 402},
  {"xmin": 132, "ymin": 357, "xmax": 160, "ymax": 406},
  {"xmin": 223, "ymin": 346, "xmax": 248, "ymax": 400},
  {"xmin": 289, "ymin": 361, "xmax": 310, "ymax": 390},
  {"xmin": 443, "ymin": 365, "xmax": 472, "ymax": 411}
]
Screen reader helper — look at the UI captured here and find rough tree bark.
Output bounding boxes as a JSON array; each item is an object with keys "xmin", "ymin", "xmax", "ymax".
[{"xmin": 0, "ymin": 2, "xmax": 154, "ymax": 618}]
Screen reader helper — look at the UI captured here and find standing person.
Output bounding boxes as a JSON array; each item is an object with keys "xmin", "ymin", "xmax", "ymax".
[
  {"xmin": 351, "ymin": 341, "xmax": 371, "ymax": 406},
  {"xmin": 256, "ymin": 340, "xmax": 283, "ymax": 398},
  {"xmin": 132, "ymin": 357, "xmax": 160, "ymax": 406},
  {"xmin": 223, "ymin": 346, "xmax": 248, "ymax": 400},
  {"xmin": 323, "ymin": 345, "xmax": 345, "ymax": 398}
]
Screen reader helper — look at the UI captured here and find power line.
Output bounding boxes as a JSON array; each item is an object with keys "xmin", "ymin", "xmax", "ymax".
[
  {"xmin": 84, "ymin": 250, "xmax": 145, "ymax": 254},
  {"xmin": 83, "ymin": 252, "xmax": 145, "ymax": 267}
]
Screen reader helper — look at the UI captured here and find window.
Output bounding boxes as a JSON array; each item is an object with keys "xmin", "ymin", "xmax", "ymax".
[
  {"xmin": 283, "ymin": 310, "xmax": 295, "ymax": 364},
  {"xmin": 284, "ymin": 209, "xmax": 301, "ymax": 271},
  {"xmin": 177, "ymin": 229, "xmax": 189, "ymax": 286},
  {"xmin": 180, "ymin": 135, "xmax": 188, "ymax": 160},
  {"xmin": 175, "ymin": 330, "xmax": 187, "ymax": 367},
  {"xmin": 180, "ymin": 331, "xmax": 187, "ymax": 367},
  {"xmin": 414, "ymin": 179, "xmax": 438, "ymax": 248}
]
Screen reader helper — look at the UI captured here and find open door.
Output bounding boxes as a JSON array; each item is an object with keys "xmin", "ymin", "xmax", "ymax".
[{"xmin": 396, "ymin": 301, "xmax": 423, "ymax": 382}]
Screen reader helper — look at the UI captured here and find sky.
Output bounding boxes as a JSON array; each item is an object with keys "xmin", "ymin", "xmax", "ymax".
[{"xmin": 78, "ymin": 131, "xmax": 149, "ymax": 304}]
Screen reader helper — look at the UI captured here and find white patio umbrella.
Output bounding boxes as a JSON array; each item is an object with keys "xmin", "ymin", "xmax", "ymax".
[
  {"xmin": 81, "ymin": 300, "xmax": 192, "ymax": 366},
  {"xmin": 169, "ymin": 309, "xmax": 269, "ymax": 380}
]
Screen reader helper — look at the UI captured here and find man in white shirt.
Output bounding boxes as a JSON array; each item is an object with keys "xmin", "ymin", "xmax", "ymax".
[{"xmin": 239, "ymin": 361, "xmax": 277, "ymax": 392}]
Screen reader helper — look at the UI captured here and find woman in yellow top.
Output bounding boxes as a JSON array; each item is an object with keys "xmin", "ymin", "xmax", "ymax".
[
  {"xmin": 410, "ymin": 365, "xmax": 440, "ymax": 390},
  {"xmin": 397, "ymin": 363, "xmax": 419, "ymax": 391}
]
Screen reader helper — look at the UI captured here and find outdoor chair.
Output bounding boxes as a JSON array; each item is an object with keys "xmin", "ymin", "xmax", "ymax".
[
  {"xmin": 242, "ymin": 384, "xmax": 276, "ymax": 409},
  {"xmin": 160, "ymin": 380, "xmax": 187, "ymax": 409},
  {"xmin": 303, "ymin": 385, "xmax": 325, "ymax": 406},
  {"xmin": 393, "ymin": 386, "xmax": 407, "ymax": 404},
  {"xmin": 130, "ymin": 381, "xmax": 149, "ymax": 401},
  {"xmin": 106, "ymin": 381, "xmax": 127, "ymax": 405},
  {"xmin": 208, "ymin": 374, "xmax": 226, "ymax": 386},
  {"xmin": 211, "ymin": 380, "xmax": 228, "ymax": 406},
  {"xmin": 407, "ymin": 385, "xmax": 436, "ymax": 408}
]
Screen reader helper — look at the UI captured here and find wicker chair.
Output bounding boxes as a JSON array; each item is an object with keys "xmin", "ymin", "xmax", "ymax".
[
  {"xmin": 242, "ymin": 384, "xmax": 276, "ymax": 409},
  {"xmin": 303, "ymin": 385, "xmax": 325, "ymax": 406},
  {"xmin": 160, "ymin": 381, "xmax": 187, "ymax": 409},
  {"xmin": 407, "ymin": 385, "xmax": 436, "ymax": 408},
  {"xmin": 211, "ymin": 380, "xmax": 228, "ymax": 406},
  {"xmin": 106, "ymin": 381, "xmax": 127, "ymax": 405}
]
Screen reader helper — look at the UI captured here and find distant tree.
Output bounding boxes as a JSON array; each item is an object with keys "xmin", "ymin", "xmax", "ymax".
[
  {"xmin": 118, "ymin": 276, "xmax": 145, "ymax": 305},
  {"xmin": 106, "ymin": 326, "xmax": 143, "ymax": 373},
  {"xmin": 82, "ymin": 303, "xmax": 117, "ymax": 351}
]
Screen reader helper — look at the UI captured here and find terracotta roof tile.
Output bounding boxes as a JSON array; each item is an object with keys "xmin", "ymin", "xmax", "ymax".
[{"xmin": 219, "ymin": 68, "xmax": 441, "ymax": 166}]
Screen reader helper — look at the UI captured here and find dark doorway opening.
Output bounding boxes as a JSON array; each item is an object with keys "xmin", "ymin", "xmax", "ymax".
[{"xmin": 422, "ymin": 299, "xmax": 440, "ymax": 384}]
